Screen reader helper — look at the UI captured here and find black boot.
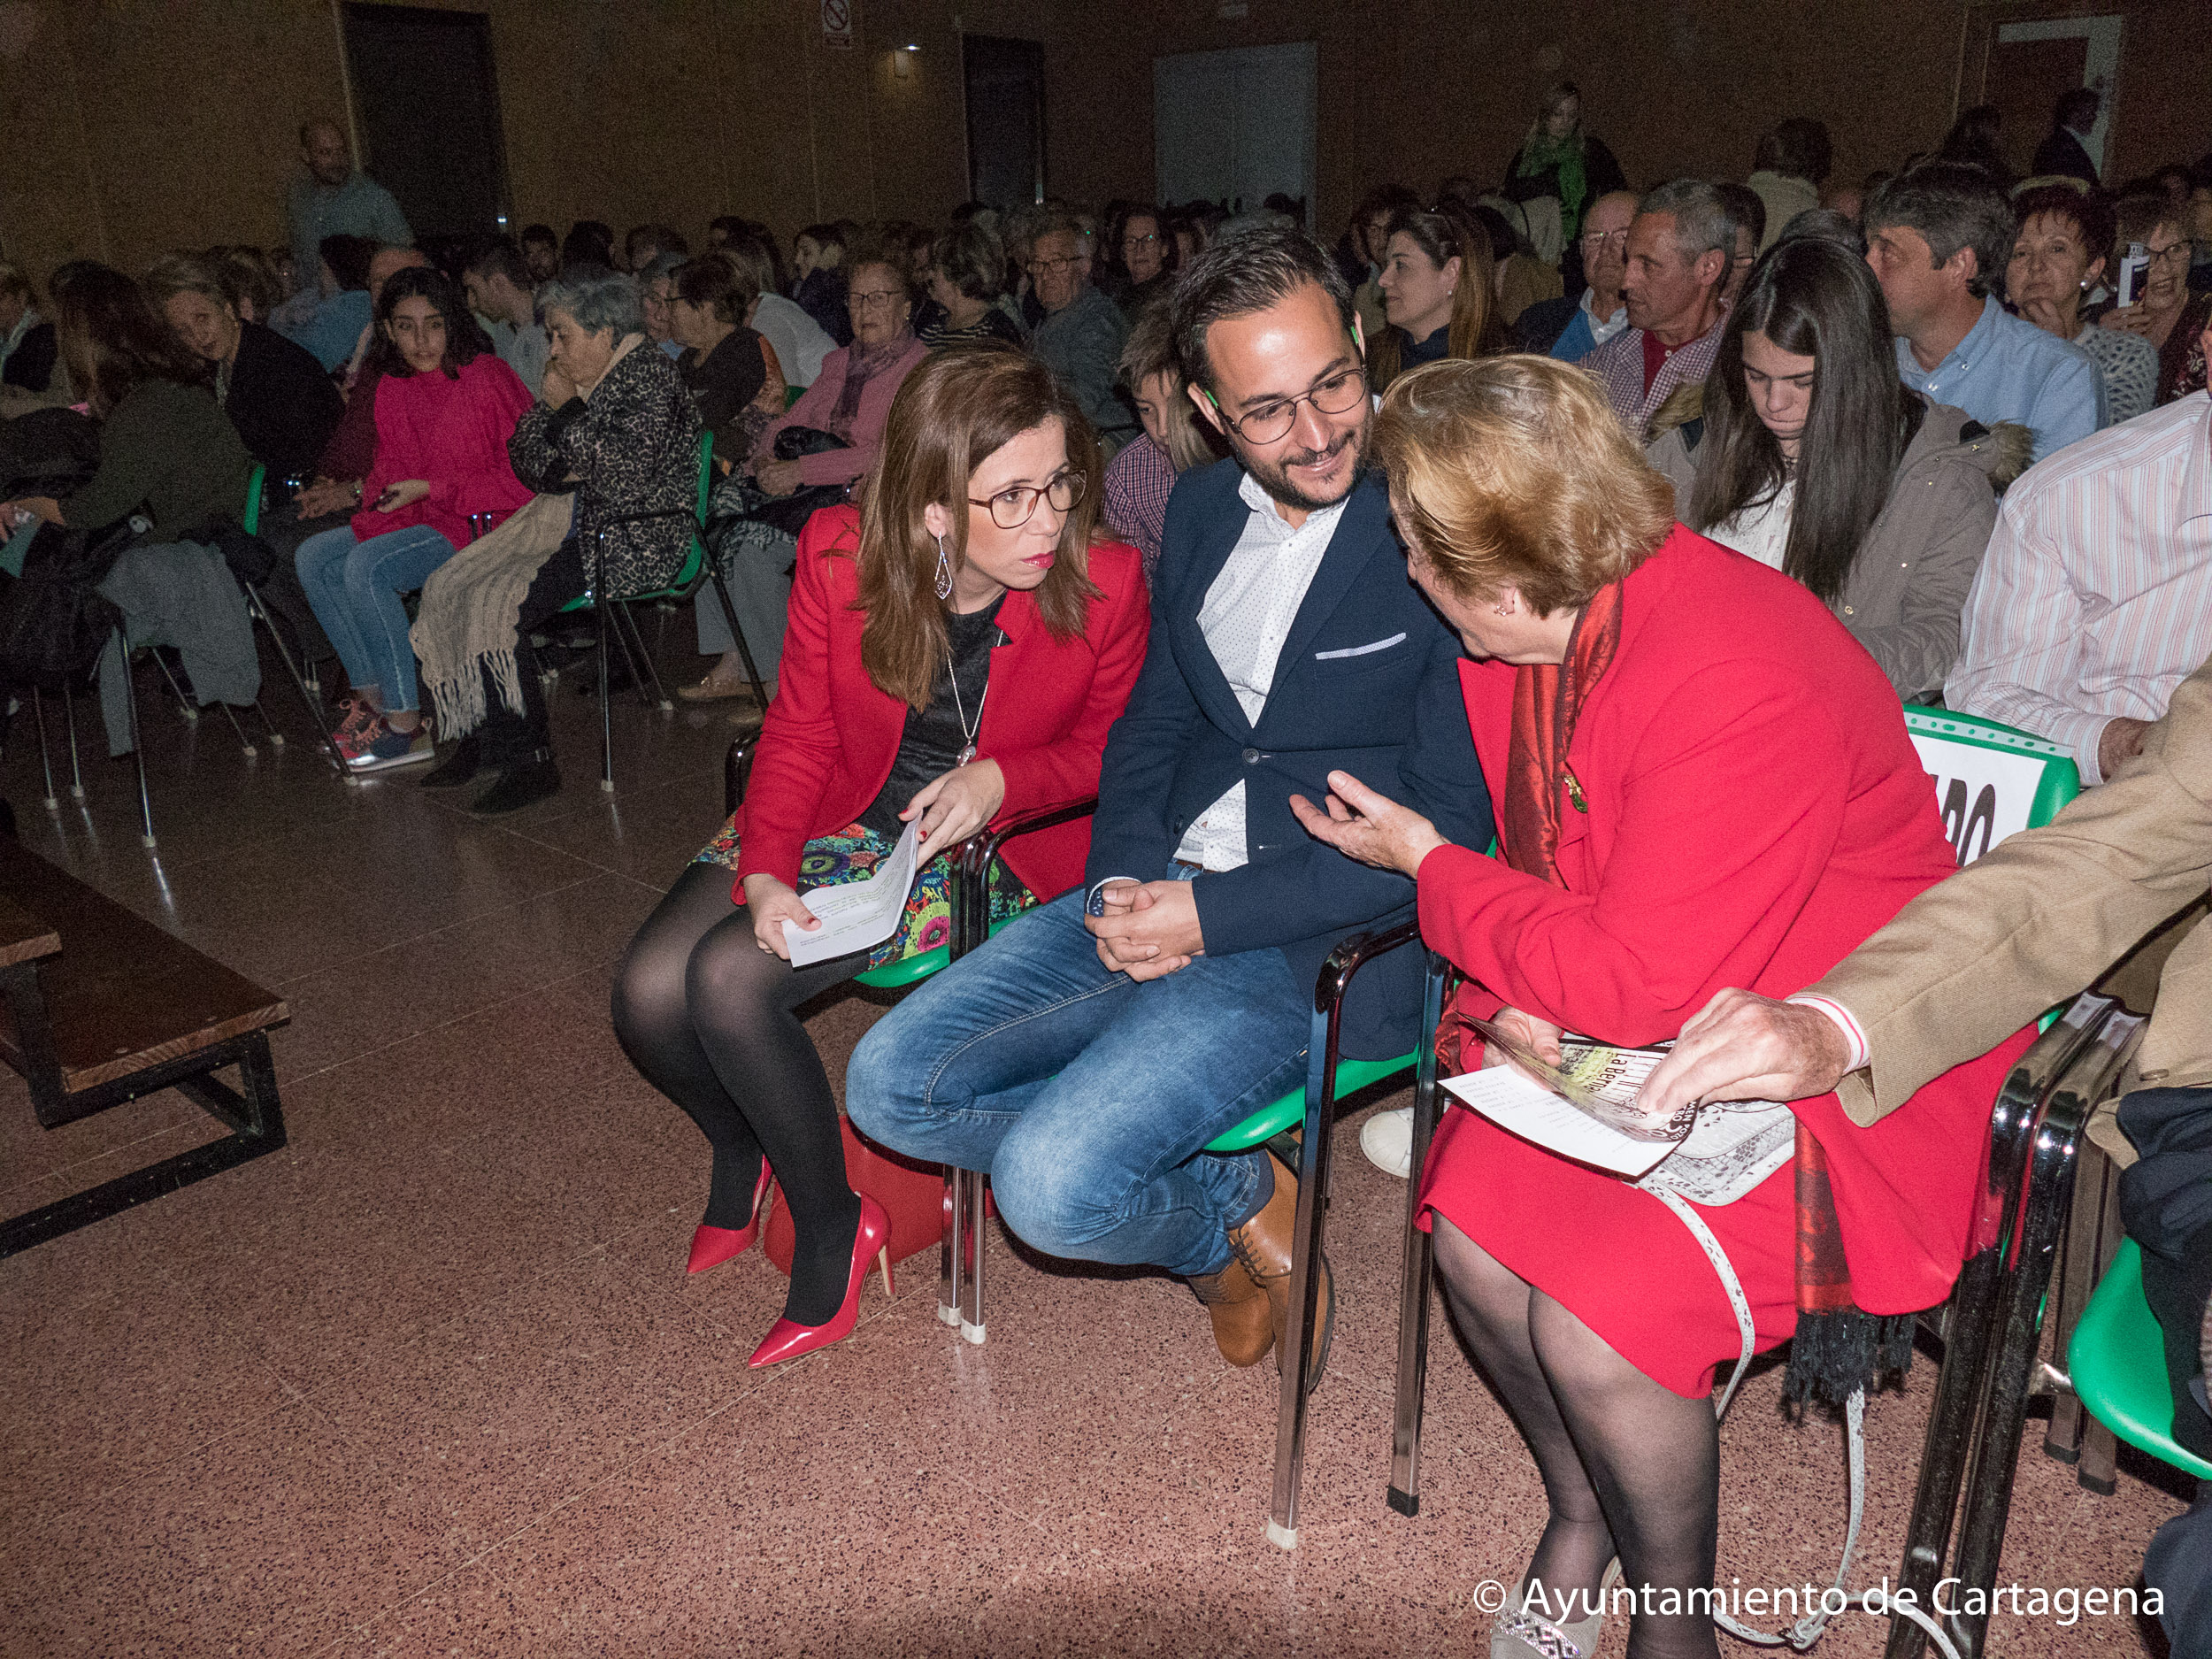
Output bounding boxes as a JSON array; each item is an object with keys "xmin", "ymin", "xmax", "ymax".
[
  {"xmin": 419, "ymin": 728, "xmax": 483, "ymax": 789},
  {"xmin": 469, "ymin": 748, "xmax": 562, "ymax": 814}
]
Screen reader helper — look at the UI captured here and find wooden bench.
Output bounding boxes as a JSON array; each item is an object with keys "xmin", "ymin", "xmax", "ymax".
[{"xmin": 0, "ymin": 836, "xmax": 288, "ymax": 1257}]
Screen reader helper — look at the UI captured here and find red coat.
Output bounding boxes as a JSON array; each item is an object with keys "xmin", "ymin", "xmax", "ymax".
[
  {"xmin": 1416, "ymin": 526, "xmax": 2032, "ymax": 1373},
  {"xmin": 733, "ymin": 505, "xmax": 1151, "ymax": 901}
]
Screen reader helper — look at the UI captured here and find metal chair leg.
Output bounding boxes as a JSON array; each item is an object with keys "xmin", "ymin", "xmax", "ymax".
[
  {"xmin": 151, "ymin": 648, "xmax": 198, "ymax": 724},
  {"xmin": 705, "ymin": 564, "xmax": 770, "ymax": 708},
  {"xmin": 213, "ymin": 698, "xmax": 257, "ymax": 758},
  {"xmin": 1268, "ymin": 1000, "xmax": 1339, "ymax": 1551},
  {"xmin": 962, "ymin": 1165, "xmax": 987, "ymax": 1344},
  {"xmin": 940, "ymin": 1168, "xmax": 965, "ymax": 1330},
  {"xmin": 245, "ymin": 583, "xmax": 341, "ymax": 772},
  {"xmin": 593, "ymin": 536, "xmax": 615, "ymax": 793},
  {"xmin": 1387, "ymin": 950, "xmax": 1451, "ymax": 1517},
  {"xmin": 612, "ymin": 600, "xmax": 672, "ymax": 711},
  {"xmin": 60, "ymin": 682, "xmax": 84, "ymax": 800},
  {"xmin": 113, "ymin": 629, "xmax": 155, "ymax": 848},
  {"xmin": 30, "ymin": 688, "xmax": 58, "ymax": 810}
]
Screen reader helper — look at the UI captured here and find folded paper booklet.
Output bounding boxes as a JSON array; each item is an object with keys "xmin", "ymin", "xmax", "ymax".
[
  {"xmin": 1440, "ymin": 1018, "xmax": 1695, "ymax": 1179},
  {"xmin": 782, "ymin": 818, "xmax": 921, "ymax": 967}
]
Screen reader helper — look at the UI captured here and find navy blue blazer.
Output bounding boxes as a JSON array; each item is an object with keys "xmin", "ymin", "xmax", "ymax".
[{"xmin": 1086, "ymin": 458, "xmax": 1494, "ymax": 1058}]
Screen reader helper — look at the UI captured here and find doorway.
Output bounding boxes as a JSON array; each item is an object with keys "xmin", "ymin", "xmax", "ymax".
[
  {"xmin": 340, "ymin": 4, "xmax": 511, "ymax": 245},
  {"xmin": 1153, "ymin": 42, "xmax": 1316, "ymax": 223},
  {"xmin": 964, "ymin": 35, "xmax": 1046, "ymax": 210},
  {"xmin": 1964, "ymin": 11, "xmax": 2123, "ymax": 179}
]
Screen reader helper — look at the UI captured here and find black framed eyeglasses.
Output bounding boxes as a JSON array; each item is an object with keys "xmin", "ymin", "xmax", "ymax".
[
  {"xmin": 1218, "ymin": 367, "xmax": 1369, "ymax": 445},
  {"xmin": 969, "ymin": 471, "xmax": 1085, "ymax": 528}
]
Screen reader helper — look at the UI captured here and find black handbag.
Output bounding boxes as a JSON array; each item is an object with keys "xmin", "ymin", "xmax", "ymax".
[
  {"xmin": 0, "ymin": 518, "xmax": 135, "ymax": 687},
  {"xmin": 706, "ymin": 426, "xmax": 848, "ymax": 540}
]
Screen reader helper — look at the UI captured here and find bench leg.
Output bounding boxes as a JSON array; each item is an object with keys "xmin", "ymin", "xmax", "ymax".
[{"xmin": 0, "ymin": 1033, "xmax": 286, "ymax": 1259}]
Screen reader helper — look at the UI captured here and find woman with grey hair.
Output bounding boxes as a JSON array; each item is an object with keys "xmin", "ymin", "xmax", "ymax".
[{"xmin": 423, "ymin": 264, "xmax": 703, "ymax": 812}]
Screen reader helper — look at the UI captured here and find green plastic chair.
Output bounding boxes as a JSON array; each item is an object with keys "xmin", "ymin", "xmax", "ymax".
[
  {"xmin": 1901, "ymin": 704, "xmax": 2081, "ymax": 865},
  {"xmin": 784, "ymin": 383, "xmax": 805, "ymax": 410},
  {"xmin": 2069, "ymin": 1238, "xmax": 2212, "ymax": 1480}
]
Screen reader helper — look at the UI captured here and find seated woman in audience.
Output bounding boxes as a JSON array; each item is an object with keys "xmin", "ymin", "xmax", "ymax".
[
  {"xmin": 1647, "ymin": 236, "xmax": 2011, "ymax": 701},
  {"xmin": 1292, "ymin": 355, "xmax": 2035, "ymax": 1659},
  {"xmin": 146, "ymin": 252, "xmax": 343, "ymax": 484},
  {"xmin": 610, "ymin": 344, "xmax": 1148, "ymax": 1367},
  {"xmin": 434, "ymin": 265, "xmax": 701, "ymax": 812},
  {"xmin": 790, "ymin": 223, "xmax": 851, "ymax": 345},
  {"xmin": 210, "ymin": 246, "xmax": 286, "ymax": 326},
  {"xmin": 0, "ymin": 262, "xmax": 63, "ymax": 410},
  {"xmin": 1369, "ymin": 205, "xmax": 1502, "ymax": 391},
  {"xmin": 670, "ymin": 254, "xmax": 785, "ymax": 464},
  {"xmin": 919, "ymin": 224, "xmax": 1025, "ymax": 348},
  {"xmin": 0, "ymin": 266, "xmax": 258, "ymax": 745},
  {"xmin": 1102, "ymin": 298, "xmax": 1212, "ymax": 581},
  {"xmin": 636, "ymin": 251, "xmax": 690, "ymax": 362},
  {"xmin": 295, "ymin": 266, "xmax": 533, "ymax": 773},
  {"xmin": 724, "ymin": 234, "xmax": 832, "ymax": 389},
  {"xmin": 1104, "ymin": 203, "xmax": 1174, "ymax": 324},
  {"xmin": 283, "ymin": 233, "xmax": 378, "ymax": 373},
  {"xmin": 2101, "ymin": 194, "xmax": 2212, "ymax": 406},
  {"xmin": 2007, "ymin": 186, "xmax": 2160, "ymax": 425}
]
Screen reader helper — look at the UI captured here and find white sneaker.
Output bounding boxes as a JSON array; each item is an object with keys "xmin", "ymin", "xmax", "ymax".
[{"xmin": 1361, "ymin": 1104, "xmax": 1414, "ymax": 1179}]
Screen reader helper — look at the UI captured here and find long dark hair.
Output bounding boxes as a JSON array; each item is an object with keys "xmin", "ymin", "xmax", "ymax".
[
  {"xmin": 1687, "ymin": 236, "xmax": 1924, "ymax": 605},
  {"xmin": 54, "ymin": 264, "xmax": 209, "ymax": 418},
  {"xmin": 365, "ymin": 265, "xmax": 495, "ymax": 380},
  {"xmin": 856, "ymin": 342, "xmax": 1103, "ymax": 709}
]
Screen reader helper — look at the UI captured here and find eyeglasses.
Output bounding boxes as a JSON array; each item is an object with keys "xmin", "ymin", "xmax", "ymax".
[
  {"xmin": 1123, "ymin": 233, "xmax": 1160, "ymax": 249},
  {"xmin": 1026, "ymin": 256, "xmax": 1086, "ymax": 276},
  {"xmin": 969, "ymin": 471, "xmax": 1085, "ymax": 529},
  {"xmin": 849, "ymin": 289, "xmax": 906, "ymax": 311},
  {"xmin": 2145, "ymin": 242, "xmax": 2193, "ymax": 268},
  {"xmin": 1217, "ymin": 366, "xmax": 1368, "ymax": 445}
]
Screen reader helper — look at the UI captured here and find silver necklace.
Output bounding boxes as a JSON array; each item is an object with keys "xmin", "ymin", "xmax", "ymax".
[{"xmin": 947, "ymin": 649, "xmax": 987, "ymax": 766}]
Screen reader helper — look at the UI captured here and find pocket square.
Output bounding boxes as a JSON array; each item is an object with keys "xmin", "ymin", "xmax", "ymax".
[{"xmin": 1315, "ymin": 631, "xmax": 1407, "ymax": 661}]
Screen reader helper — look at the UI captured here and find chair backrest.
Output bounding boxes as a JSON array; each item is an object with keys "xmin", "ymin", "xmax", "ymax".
[
  {"xmin": 695, "ymin": 431, "xmax": 714, "ymax": 526},
  {"xmin": 242, "ymin": 464, "xmax": 265, "ymax": 536},
  {"xmin": 1902, "ymin": 705, "xmax": 2081, "ymax": 866}
]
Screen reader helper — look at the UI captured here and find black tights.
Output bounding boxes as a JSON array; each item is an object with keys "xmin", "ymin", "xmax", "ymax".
[
  {"xmin": 1432, "ymin": 1218, "xmax": 1723, "ymax": 1658},
  {"xmin": 611, "ymin": 863, "xmax": 868, "ymax": 1325}
]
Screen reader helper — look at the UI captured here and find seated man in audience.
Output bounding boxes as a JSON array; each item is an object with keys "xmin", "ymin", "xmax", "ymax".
[
  {"xmin": 1514, "ymin": 189, "xmax": 1637, "ymax": 359},
  {"xmin": 462, "ymin": 238, "xmax": 549, "ymax": 393},
  {"xmin": 845, "ymin": 228, "xmax": 1490, "ymax": 1381},
  {"xmin": 1027, "ymin": 215, "xmax": 1140, "ymax": 455},
  {"xmin": 1866, "ymin": 160, "xmax": 2105, "ymax": 462},
  {"xmin": 1576, "ymin": 180, "xmax": 1732, "ymax": 438},
  {"xmin": 287, "ymin": 119, "xmax": 411, "ymax": 288},
  {"xmin": 624, "ymin": 224, "xmax": 687, "ymax": 275},
  {"xmin": 1944, "ymin": 306, "xmax": 2212, "ymax": 782},
  {"xmin": 519, "ymin": 224, "xmax": 560, "ymax": 284}
]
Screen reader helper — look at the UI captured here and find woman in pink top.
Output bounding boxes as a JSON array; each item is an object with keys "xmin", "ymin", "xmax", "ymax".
[{"xmin": 295, "ymin": 266, "xmax": 534, "ymax": 772}]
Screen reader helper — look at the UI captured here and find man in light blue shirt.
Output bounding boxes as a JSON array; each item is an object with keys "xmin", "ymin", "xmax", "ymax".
[
  {"xmin": 286, "ymin": 119, "xmax": 412, "ymax": 288},
  {"xmin": 1866, "ymin": 161, "xmax": 2105, "ymax": 463}
]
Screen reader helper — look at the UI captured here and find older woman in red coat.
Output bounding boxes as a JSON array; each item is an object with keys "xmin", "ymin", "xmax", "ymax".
[
  {"xmin": 1293, "ymin": 357, "xmax": 2030, "ymax": 1659},
  {"xmin": 612, "ymin": 346, "xmax": 1148, "ymax": 1371}
]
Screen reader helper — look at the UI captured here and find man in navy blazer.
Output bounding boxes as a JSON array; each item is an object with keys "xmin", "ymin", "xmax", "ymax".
[{"xmin": 847, "ymin": 229, "xmax": 1492, "ymax": 1381}]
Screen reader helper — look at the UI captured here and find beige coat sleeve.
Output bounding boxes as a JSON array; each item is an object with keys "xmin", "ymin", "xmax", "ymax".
[{"xmin": 1816, "ymin": 656, "xmax": 2212, "ymax": 1126}]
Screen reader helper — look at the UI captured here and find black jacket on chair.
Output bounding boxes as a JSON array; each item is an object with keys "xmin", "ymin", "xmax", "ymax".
[
  {"xmin": 224, "ymin": 321, "xmax": 344, "ymax": 480},
  {"xmin": 1085, "ymin": 459, "xmax": 1494, "ymax": 1060}
]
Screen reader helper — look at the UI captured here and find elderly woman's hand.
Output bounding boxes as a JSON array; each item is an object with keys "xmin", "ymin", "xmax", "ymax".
[
  {"xmin": 540, "ymin": 363, "xmax": 578, "ymax": 406},
  {"xmin": 1481, "ymin": 1005, "xmax": 1566, "ymax": 1073},
  {"xmin": 755, "ymin": 458, "xmax": 804, "ymax": 497},
  {"xmin": 1287, "ymin": 770, "xmax": 1448, "ymax": 877}
]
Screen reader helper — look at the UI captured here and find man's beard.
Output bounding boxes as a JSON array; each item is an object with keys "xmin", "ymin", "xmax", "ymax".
[{"xmin": 1244, "ymin": 422, "xmax": 1367, "ymax": 515}]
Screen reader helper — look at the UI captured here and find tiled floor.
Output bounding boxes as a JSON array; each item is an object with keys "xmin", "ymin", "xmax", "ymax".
[{"xmin": 0, "ymin": 638, "xmax": 2189, "ymax": 1657}]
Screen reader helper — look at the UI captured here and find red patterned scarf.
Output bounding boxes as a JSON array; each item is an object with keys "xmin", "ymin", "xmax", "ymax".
[{"xmin": 1500, "ymin": 582, "xmax": 1622, "ymax": 885}]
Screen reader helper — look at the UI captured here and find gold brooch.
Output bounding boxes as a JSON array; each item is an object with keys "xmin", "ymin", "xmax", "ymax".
[{"xmin": 1564, "ymin": 770, "xmax": 1588, "ymax": 813}]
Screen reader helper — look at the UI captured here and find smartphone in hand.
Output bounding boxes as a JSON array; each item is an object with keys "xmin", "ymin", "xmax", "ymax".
[{"xmin": 2116, "ymin": 242, "xmax": 2150, "ymax": 308}]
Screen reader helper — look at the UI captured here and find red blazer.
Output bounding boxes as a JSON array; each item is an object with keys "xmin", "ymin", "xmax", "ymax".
[
  {"xmin": 733, "ymin": 505, "xmax": 1151, "ymax": 900},
  {"xmin": 1417, "ymin": 526, "xmax": 2031, "ymax": 1314}
]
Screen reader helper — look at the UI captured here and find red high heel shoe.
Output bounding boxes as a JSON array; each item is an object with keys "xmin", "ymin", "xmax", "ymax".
[
  {"xmin": 746, "ymin": 1194, "xmax": 895, "ymax": 1368},
  {"xmin": 686, "ymin": 1163, "xmax": 777, "ymax": 1275}
]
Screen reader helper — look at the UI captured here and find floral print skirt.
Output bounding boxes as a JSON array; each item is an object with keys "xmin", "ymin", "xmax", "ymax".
[{"xmin": 695, "ymin": 815, "xmax": 1036, "ymax": 969}]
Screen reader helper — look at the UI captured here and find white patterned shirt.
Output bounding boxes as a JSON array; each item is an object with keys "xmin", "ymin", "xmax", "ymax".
[
  {"xmin": 1172, "ymin": 472, "xmax": 1348, "ymax": 871},
  {"xmin": 1944, "ymin": 392, "xmax": 2212, "ymax": 783}
]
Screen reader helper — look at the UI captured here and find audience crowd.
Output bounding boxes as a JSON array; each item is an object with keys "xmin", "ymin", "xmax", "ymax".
[{"xmin": 4, "ymin": 81, "xmax": 2212, "ymax": 1659}]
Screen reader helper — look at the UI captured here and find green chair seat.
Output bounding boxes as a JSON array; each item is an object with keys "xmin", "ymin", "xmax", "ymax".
[
  {"xmin": 2068, "ymin": 1238, "xmax": 2212, "ymax": 1480},
  {"xmin": 558, "ymin": 431, "xmax": 717, "ymax": 614},
  {"xmin": 852, "ymin": 913, "xmax": 1021, "ymax": 991},
  {"xmin": 1205, "ymin": 1052, "xmax": 1418, "ymax": 1153}
]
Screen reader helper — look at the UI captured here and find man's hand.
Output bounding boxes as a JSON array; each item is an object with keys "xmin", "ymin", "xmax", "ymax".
[
  {"xmin": 1287, "ymin": 770, "xmax": 1448, "ymax": 876},
  {"xmin": 1087, "ymin": 878, "xmax": 1203, "ymax": 978},
  {"xmin": 740, "ymin": 873, "xmax": 820, "ymax": 962},
  {"xmin": 2098, "ymin": 716, "xmax": 2151, "ymax": 781},
  {"xmin": 902, "ymin": 759, "xmax": 1005, "ymax": 864},
  {"xmin": 1638, "ymin": 988, "xmax": 1856, "ymax": 1121},
  {"xmin": 755, "ymin": 458, "xmax": 805, "ymax": 497},
  {"xmin": 2, "ymin": 495, "xmax": 61, "ymax": 527}
]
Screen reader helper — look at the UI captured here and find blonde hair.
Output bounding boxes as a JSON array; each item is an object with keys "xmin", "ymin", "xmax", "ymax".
[{"xmin": 1373, "ymin": 355, "xmax": 1675, "ymax": 616}]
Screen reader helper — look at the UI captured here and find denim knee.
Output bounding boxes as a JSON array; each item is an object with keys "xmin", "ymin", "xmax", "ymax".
[
  {"xmin": 988, "ymin": 1117, "xmax": 1126, "ymax": 1259},
  {"xmin": 843, "ymin": 1018, "xmax": 924, "ymax": 1150}
]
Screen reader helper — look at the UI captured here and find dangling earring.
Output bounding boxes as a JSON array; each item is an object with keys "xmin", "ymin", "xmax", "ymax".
[{"xmin": 933, "ymin": 534, "xmax": 954, "ymax": 601}]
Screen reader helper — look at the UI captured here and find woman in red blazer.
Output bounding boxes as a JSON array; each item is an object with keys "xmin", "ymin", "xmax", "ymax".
[
  {"xmin": 1294, "ymin": 358, "xmax": 2032, "ymax": 1659},
  {"xmin": 612, "ymin": 345, "xmax": 1149, "ymax": 1370}
]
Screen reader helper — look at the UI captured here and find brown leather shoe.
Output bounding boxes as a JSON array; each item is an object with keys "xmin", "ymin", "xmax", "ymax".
[
  {"xmin": 1191, "ymin": 1256, "xmax": 1274, "ymax": 1368},
  {"xmin": 1225, "ymin": 1158, "xmax": 1337, "ymax": 1392}
]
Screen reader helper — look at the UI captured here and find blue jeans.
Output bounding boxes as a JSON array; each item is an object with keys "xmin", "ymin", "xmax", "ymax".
[
  {"xmin": 844, "ymin": 873, "xmax": 1309, "ymax": 1279},
  {"xmin": 295, "ymin": 522, "xmax": 457, "ymax": 711}
]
